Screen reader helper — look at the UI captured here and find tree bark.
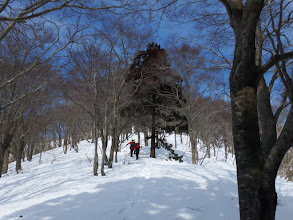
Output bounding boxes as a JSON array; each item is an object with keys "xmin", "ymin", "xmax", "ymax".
[
  {"xmin": 93, "ymin": 121, "xmax": 99, "ymax": 176},
  {"xmin": 144, "ymin": 129, "xmax": 148, "ymax": 146},
  {"xmin": 0, "ymin": 147, "xmax": 5, "ymax": 177},
  {"xmin": 101, "ymin": 132, "xmax": 107, "ymax": 176},
  {"xmin": 150, "ymin": 107, "xmax": 156, "ymax": 158},
  {"xmin": 2, "ymin": 149, "xmax": 9, "ymax": 174},
  {"xmin": 138, "ymin": 131, "xmax": 140, "ymax": 143},
  {"xmin": 0, "ymin": 132, "xmax": 14, "ymax": 177},
  {"xmin": 174, "ymin": 130, "xmax": 177, "ymax": 149},
  {"xmin": 260, "ymin": 107, "xmax": 293, "ymax": 219},
  {"xmin": 257, "ymin": 77, "xmax": 277, "ymax": 158},
  {"xmin": 219, "ymin": 0, "xmax": 266, "ymax": 219},
  {"xmin": 63, "ymin": 131, "xmax": 68, "ymax": 154},
  {"xmin": 189, "ymin": 130, "xmax": 198, "ymax": 164},
  {"xmin": 206, "ymin": 138, "xmax": 211, "ymax": 158},
  {"xmin": 109, "ymin": 100, "xmax": 118, "ymax": 168},
  {"xmin": 16, "ymin": 138, "xmax": 25, "ymax": 173},
  {"xmin": 257, "ymin": 77, "xmax": 279, "ymax": 219},
  {"xmin": 27, "ymin": 142, "xmax": 34, "ymax": 161},
  {"xmin": 224, "ymin": 137, "xmax": 228, "ymax": 161},
  {"xmin": 230, "ymin": 79, "xmax": 263, "ymax": 220}
]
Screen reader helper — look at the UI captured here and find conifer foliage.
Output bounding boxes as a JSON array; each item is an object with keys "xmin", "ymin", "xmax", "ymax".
[{"xmin": 126, "ymin": 43, "xmax": 186, "ymax": 158}]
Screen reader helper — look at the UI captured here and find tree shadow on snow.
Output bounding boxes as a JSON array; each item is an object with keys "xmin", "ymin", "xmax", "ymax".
[{"xmin": 3, "ymin": 174, "xmax": 241, "ymax": 220}]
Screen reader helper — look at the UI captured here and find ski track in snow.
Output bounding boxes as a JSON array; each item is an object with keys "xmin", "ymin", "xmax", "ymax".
[{"xmin": 0, "ymin": 134, "xmax": 293, "ymax": 220}]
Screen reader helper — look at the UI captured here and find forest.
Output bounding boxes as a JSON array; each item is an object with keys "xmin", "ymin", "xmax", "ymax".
[{"xmin": 1, "ymin": 1, "xmax": 293, "ymax": 220}]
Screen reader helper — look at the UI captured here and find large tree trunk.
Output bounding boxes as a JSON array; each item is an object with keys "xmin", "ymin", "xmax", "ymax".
[
  {"xmin": 230, "ymin": 74, "xmax": 263, "ymax": 219},
  {"xmin": 221, "ymin": 1, "xmax": 266, "ymax": 219},
  {"xmin": 230, "ymin": 28, "xmax": 264, "ymax": 220}
]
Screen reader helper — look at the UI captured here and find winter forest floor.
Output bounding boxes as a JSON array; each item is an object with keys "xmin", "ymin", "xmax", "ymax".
[{"xmin": 0, "ymin": 134, "xmax": 292, "ymax": 220}]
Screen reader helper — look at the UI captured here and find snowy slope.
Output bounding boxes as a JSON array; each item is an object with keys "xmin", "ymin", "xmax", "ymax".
[{"xmin": 0, "ymin": 134, "xmax": 292, "ymax": 220}]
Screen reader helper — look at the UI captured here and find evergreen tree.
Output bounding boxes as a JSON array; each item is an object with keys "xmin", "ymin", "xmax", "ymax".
[{"xmin": 126, "ymin": 43, "xmax": 186, "ymax": 158}]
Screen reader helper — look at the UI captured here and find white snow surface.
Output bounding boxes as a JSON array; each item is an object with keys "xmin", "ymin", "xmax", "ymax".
[{"xmin": 0, "ymin": 134, "xmax": 292, "ymax": 220}]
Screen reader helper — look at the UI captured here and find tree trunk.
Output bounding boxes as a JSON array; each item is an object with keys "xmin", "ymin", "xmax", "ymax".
[
  {"xmin": 58, "ymin": 131, "xmax": 62, "ymax": 147},
  {"xmin": 229, "ymin": 33, "xmax": 264, "ymax": 218},
  {"xmin": 71, "ymin": 134, "xmax": 78, "ymax": 153},
  {"xmin": 108, "ymin": 104, "xmax": 118, "ymax": 168},
  {"xmin": 257, "ymin": 77, "xmax": 279, "ymax": 219},
  {"xmin": 93, "ymin": 122, "xmax": 99, "ymax": 176},
  {"xmin": 101, "ymin": 133, "xmax": 107, "ymax": 176},
  {"xmin": 224, "ymin": 137, "xmax": 228, "ymax": 161},
  {"xmin": 108, "ymin": 137, "xmax": 116, "ymax": 168},
  {"xmin": 27, "ymin": 143, "xmax": 34, "ymax": 161},
  {"xmin": 221, "ymin": 1, "xmax": 267, "ymax": 219},
  {"xmin": 138, "ymin": 131, "xmax": 140, "ymax": 143},
  {"xmin": 174, "ymin": 130, "xmax": 177, "ymax": 149},
  {"xmin": 260, "ymin": 107, "xmax": 293, "ymax": 219},
  {"xmin": 230, "ymin": 82, "xmax": 263, "ymax": 219},
  {"xmin": 115, "ymin": 145, "xmax": 118, "ymax": 163},
  {"xmin": 16, "ymin": 138, "xmax": 25, "ymax": 173},
  {"xmin": 0, "ymin": 132, "xmax": 14, "ymax": 177},
  {"xmin": 190, "ymin": 138, "xmax": 198, "ymax": 164},
  {"xmin": 257, "ymin": 77, "xmax": 277, "ymax": 158},
  {"xmin": 99, "ymin": 126, "xmax": 108, "ymax": 175},
  {"xmin": 155, "ymin": 130, "xmax": 159, "ymax": 149},
  {"xmin": 189, "ymin": 130, "xmax": 198, "ymax": 164},
  {"xmin": 2, "ymin": 149, "xmax": 9, "ymax": 174},
  {"xmin": 144, "ymin": 129, "xmax": 148, "ymax": 146},
  {"xmin": 150, "ymin": 107, "xmax": 156, "ymax": 158},
  {"xmin": 0, "ymin": 147, "xmax": 5, "ymax": 177},
  {"xmin": 206, "ymin": 138, "xmax": 211, "ymax": 158},
  {"xmin": 63, "ymin": 131, "xmax": 68, "ymax": 154}
]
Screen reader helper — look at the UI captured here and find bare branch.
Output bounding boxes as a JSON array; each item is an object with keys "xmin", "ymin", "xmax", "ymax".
[
  {"xmin": 261, "ymin": 51, "xmax": 293, "ymax": 74},
  {"xmin": 0, "ymin": 0, "xmax": 10, "ymax": 13}
]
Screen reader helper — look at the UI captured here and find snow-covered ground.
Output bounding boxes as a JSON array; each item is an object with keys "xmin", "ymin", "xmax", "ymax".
[{"xmin": 0, "ymin": 134, "xmax": 292, "ymax": 220}]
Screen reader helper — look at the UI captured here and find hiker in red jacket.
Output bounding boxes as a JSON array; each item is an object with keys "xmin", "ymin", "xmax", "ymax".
[
  {"xmin": 126, "ymin": 140, "xmax": 136, "ymax": 157},
  {"xmin": 132, "ymin": 143, "xmax": 141, "ymax": 160}
]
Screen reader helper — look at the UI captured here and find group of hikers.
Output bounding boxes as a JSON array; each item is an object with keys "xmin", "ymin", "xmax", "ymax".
[{"xmin": 126, "ymin": 140, "xmax": 141, "ymax": 160}]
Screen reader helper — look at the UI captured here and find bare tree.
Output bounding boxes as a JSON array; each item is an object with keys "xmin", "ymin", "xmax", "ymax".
[
  {"xmin": 95, "ymin": 15, "xmax": 153, "ymax": 167},
  {"xmin": 168, "ymin": 42, "xmax": 221, "ymax": 164},
  {"xmin": 166, "ymin": 0, "xmax": 293, "ymax": 218},
  {"xmin": 217, "ymin": 0, "xmax": 293, "ymax": 219},
  {"xmin": 63, "ymin": 43, "xmax": 112, "ymax": 176},
  {"xmin": 0, "ymin": 0, "xmax": 136, "ymax": 42}
]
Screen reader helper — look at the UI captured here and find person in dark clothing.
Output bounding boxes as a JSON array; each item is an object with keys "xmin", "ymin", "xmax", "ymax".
[
  {"xmin": 126, "ymin": 140, "xmax": 136, "ymax": 157},
  {"xmin": 133, "ymin": 143, "xmax": 141, "ymax": 160}
]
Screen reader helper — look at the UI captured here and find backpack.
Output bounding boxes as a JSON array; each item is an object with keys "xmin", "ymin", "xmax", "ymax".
[{"xmin": 131, "ymin": 142, "xmax": 136, "ymax": 149}]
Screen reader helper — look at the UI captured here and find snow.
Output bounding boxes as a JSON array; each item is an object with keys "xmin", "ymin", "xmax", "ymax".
[{"xmin": 0, "ymin": 134, "xmax": 292, "ymax": 220}]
